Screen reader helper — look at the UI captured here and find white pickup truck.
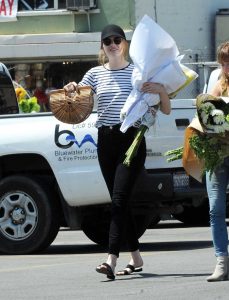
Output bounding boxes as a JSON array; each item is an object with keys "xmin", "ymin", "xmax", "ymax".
[{"xmin": 0, "ymin": 63, "xmax": 216, "ymax": 254}]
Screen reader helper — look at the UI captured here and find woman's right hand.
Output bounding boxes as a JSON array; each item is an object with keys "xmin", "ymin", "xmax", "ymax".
[{"xmin": 63, "ymin": 81, "xmax": 79, "ymax": 94}]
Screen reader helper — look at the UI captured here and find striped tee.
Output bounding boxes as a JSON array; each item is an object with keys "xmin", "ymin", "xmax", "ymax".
[{"xmin": 78, "ymin": 63, "xmax": 134, "ymax": 128}]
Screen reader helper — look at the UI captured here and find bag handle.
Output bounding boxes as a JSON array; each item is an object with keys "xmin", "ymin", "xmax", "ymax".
[{"xmin": 49, "ymin": 85, "xmax": 91, "ymax": 96}]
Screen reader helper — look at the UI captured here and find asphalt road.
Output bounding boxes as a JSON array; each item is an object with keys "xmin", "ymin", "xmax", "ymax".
[{"xmin": 0, "ymin": 220, "xmax": 228, "ymax": 300}]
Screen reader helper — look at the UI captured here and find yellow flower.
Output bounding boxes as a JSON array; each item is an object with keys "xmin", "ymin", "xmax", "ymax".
[{"xmin": 15, "ymin": 87, "xmax": 27, "ymax": 101}]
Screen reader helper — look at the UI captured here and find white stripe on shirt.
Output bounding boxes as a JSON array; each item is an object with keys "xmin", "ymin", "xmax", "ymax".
[{"xmin": 79, "ymin": 64, "xmax": 135, "ymax": 127}]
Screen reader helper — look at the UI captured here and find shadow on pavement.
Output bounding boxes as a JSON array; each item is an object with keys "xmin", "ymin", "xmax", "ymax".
[
  {"xmin": 121, "ymin": 272, "xmax": 211, "ymax": 282},
  {"xmin": 97, "ymin": 271, "xmax": 211, "ymax": 283},
  {"xmin": 140, "ymin": 240, "xmax": 212, "ymax": 252},
  {"xmin": 42, "ymin": 239, "xmax": 212, "ymax": 255},
  {"xmin": 150, "ymin": 220, "xmax": 229, "ymax": 229},
  {"xmin": 44, "ymin": 244, "xmax": 106, "ymax": 255}
]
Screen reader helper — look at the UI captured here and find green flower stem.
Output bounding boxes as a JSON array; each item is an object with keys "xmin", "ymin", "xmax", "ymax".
[
  {"xmin": 164, "ymin": 146, "xmax": 184, "ymax": 162},
  {"xmin": 123, "ymin": 125, "xmax": 148, "ymax": 167},
  {"xmin": 189, "ymin": 134, "xmax": 229, "ymax": 178},
  {"xmin": 164, "ymin": 135, "xmax": 229, "ymax": 178}
]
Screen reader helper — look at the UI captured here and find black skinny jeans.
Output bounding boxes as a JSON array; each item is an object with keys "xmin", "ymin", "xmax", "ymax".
[{"xmin": 97, "ymin": 124, "xmax": 146, "ymax": 257}]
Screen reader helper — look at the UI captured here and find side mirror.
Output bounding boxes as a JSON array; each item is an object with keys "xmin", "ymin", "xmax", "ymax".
[{"xmin": 0, "ymin": 63, "xmax": 19, "ymax": 114}]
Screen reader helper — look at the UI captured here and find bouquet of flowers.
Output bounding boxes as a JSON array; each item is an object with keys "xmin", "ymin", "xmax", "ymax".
[
  {"xmin": 121, "ymin": 15, "xmax": 198, "ymax": 166},
  {"xmin": 15, "ymin": 86, "xmax": 40, "ymax": 113},
  {"xmin": 124, "ymin": 67, "xmax": 198, "ymax": 167},
  {"xmin": 165, "ymin": 93, "xmax": 229, "ymax": 181},
  {"xmin": 196, "ymin": 93, "xmax": 229, "ymax": 133}
]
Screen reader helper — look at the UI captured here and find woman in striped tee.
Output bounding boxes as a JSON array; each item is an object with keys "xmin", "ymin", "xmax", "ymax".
[{"xmin": 64, "ymin": 24, "xmax": 171, "ymax": 280}]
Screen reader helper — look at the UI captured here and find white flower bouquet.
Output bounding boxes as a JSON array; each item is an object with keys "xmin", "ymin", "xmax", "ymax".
[
  {"xmin": 165, "ymin": 93, "xmax": 229, "ymax": 181},
  {"xmin": 196, "ymin": 93, "xmax": 229, "ymax": 133},
  {"xmin": 121, "ymin": 14, "xmax": 198, "ymax": 167}
]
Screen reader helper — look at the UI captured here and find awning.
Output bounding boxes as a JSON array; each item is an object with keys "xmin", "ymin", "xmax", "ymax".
[{"xmin": 0, "ymin": 31, "xmax": 133, "ymax": 63}]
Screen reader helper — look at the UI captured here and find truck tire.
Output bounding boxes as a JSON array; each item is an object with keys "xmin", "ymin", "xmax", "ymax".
[
  {"xmin": 81, "ymin": 209, "xmax": 152, "ymax": 246},
  {"xmin": 0, "ymin": 175, "xmax": 60, "ymax": 254},
  {"xmin": 172, "ymin": 200, "xmax": 210, "ymax": 226}
]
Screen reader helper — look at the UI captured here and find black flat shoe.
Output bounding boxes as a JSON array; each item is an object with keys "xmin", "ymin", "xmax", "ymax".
[
  {"xmin": 116, "ymin": 264, "xmax": 143, "ymax": 276},
  {"xmin": 96, "ymin": 262, "xmax": 115, "ymax": 280}
]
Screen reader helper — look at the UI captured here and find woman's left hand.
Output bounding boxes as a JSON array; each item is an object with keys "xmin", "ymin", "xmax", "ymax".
[
  {"xmin": 141, "ymin": 82, "xmax": 165, "ymax": 94},
  {"xmin": 141, "ymin": 82, "xmax": 171, "ymax": 115}
]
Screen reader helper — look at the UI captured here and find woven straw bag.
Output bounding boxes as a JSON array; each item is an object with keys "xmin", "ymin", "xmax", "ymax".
[{"xmin": 49, "ymin": 86, "xmax": 93, "ymax": 124}]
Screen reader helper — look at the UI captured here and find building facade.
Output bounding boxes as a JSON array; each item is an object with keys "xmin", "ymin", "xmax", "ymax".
[{"xmin": 0, "ymin": 0, "xmax": 229, "ymax": 96}]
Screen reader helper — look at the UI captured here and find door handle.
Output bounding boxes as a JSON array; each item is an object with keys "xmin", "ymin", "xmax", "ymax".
[{"xmin": 175, "ymin": 118, "xmax": 190, "ymax": 129}]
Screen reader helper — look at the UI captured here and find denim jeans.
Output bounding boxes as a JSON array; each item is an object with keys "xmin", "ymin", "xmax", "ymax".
[
  {"xmin": 206, "ymin": 156, "xmax": 229, "ymax": 257},
  {"xmin": 97, "ymin": 125, "xmax": 146, "ymax": 257}
]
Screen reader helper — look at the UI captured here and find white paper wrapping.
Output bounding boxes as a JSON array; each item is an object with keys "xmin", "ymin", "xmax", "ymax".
[{"xmin": 120, "ymin": 15, "xmax": 192, "ymax": 133}]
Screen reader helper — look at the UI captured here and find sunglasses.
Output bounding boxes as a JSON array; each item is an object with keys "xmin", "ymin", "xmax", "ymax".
[{"xmin": 103, "ymin": 37, "xmax": 122, "ymax": 46}]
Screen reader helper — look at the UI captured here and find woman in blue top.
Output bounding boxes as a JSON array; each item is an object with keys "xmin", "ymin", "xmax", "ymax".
[{"xmin": 64, "ymin": 24, "xmax": 171, "ymax": 280}]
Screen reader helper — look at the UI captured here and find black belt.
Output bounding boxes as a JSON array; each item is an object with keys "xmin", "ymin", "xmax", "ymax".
[
  {"xmin": 99, "ymin": 124, "xmax": 121, "ymax": 131},
  {"xmin": 98, "ymin": 124, "xmax": 138, "ymax": 135}
]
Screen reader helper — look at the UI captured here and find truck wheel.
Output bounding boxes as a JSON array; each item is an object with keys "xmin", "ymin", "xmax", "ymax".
[
  {"xmin": 82, "ymin": 209, "xmax": 152, "ymax": 246},
  {"xmin": 0, "ymin": 175, "xmax": 60, "ymax": 254},
  {"xmin": 172, "ymin": 200, "xmax": 210, "ymax": 226}
]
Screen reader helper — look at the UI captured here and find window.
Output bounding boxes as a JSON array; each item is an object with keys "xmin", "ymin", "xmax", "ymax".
[
  {"xmin": 7, "ymin": 61, "xmax": 97, "ymax": 113},
  {"xmin": 18, "ymin": 0, "xmax": 97, "ymax": 11},
  {"xmin": 0, "ymin": 64, "xmax": 18, "ymax": 115},
  {"xmin": 18, "ymin": 0, "xmax": 54, "ymax": 10}
]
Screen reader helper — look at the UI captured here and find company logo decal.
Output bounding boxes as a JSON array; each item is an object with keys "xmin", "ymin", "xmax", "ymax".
[
  {"xmin": 55, "ymin": 125, "xmax": 97, "ymax": 149},
  {"xmin": 54, "ymin": 124, "xmax": 97, "ymax": 162},
  {"xmin": 66, "ymin": 134, "xmax": 97, "ymax": 148}
]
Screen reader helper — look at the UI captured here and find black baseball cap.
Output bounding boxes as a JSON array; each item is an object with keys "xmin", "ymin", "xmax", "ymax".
[{"xmin": 101, "ymin": 24, "xmax": 126, "ymax": 40}]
